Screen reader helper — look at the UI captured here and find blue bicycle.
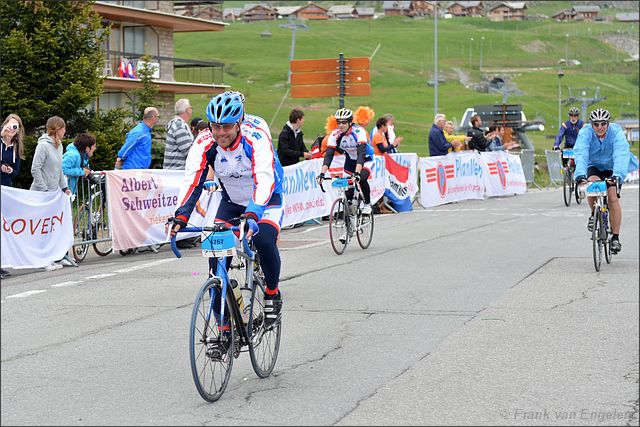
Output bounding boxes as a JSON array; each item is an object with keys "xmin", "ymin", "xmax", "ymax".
[{"xmin": 169, "ymin": 216, "xmax": 281, "ymax": 402}]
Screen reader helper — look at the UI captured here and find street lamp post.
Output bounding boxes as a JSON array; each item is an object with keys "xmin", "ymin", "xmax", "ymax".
[
  {"xmin": 565, "ymin": 33, "xmax": 569, "ymax": 64},
  {"xmin": 479, "ymin": 36, "xmax": 485, "ymax": 71},
  {"xmin": 469, "ymin": 37, "xmax": 473, "ymax": 68},
  {"xmin": 557, "ymin": 59, "xmax": 565, "ymax": 130}
]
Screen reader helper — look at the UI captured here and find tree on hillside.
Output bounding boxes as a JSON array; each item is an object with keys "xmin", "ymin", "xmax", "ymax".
[{"xmin": 0, "ymin": 0, "xmax": 108, "ymax": 130}]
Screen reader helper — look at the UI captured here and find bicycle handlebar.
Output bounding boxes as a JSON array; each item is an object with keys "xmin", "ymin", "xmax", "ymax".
[
  {"xmin": 167, "ymin": 216, "xmax": 251, "ymax": 259},
  {"xmin": 317, "ymin": 175, "xmax": 355, "ymax": 194}
]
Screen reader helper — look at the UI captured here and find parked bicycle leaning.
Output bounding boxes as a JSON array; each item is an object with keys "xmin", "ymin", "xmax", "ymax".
[{"xmin": 574, "ymin": 108, "xmax": 638, "ymax": 255}]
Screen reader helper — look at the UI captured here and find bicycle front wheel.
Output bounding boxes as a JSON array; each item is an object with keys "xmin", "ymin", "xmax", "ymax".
[
  {"xmin": 603, "ymin": 213, "xmax": 612, "ymax": 264},
  {"xmin": 248, "ymin": 263, "xmax": 281, "ymax": 378},
  {"xmin": 592, "ymin": 210, "xmax": 603, "ymax": 272},
  {"xmin": 92, "ymin": 194, "xmax": 113, "ymax": 256},
  {"xmin": 190, "ymin": 279, "xmax": 234, "ymax": 402},
  {"xmin": 356, "ymin": 210, "xmax": 374, "ymax": 249},
  {"xmin": 329, "ymin": 197, "xmax": 348, "ymax": 255},
  {"xmin": 72, "ymin": 207, "xmax": 90, "ymax": 263},
  {"xmin": 562, "ymin": 168, "xmax": 572, "ymax": 207}
]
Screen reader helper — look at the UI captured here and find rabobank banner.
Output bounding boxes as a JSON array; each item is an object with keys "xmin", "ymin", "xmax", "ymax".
[
  {"xmin": 106, "ymin": 169, "xmax": 219, "ymax": 251},
  {"xmin": 480, "ymin": 151, "xmax": 527, "ymax": 197},
  {"xmin": 1, "ymin": 186, "xmax": 74, "ymax": 269},
  {"xmin": 419, "ymin": 152, "xmax": 484, "ymax": 208},
  {"xmin": 281, "ymin": 157, "xmax": 385, "ymax": 227}
]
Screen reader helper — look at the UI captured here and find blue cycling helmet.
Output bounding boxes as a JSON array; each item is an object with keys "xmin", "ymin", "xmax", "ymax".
[{"xmin": 206, "ymin": 92, "xmax": 244, "ymax": 124}]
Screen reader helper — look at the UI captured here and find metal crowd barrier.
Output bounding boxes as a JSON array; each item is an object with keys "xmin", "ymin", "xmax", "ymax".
[{"xmin": 69, "ymin": 171, "xmax": 113, "ymax": 263}]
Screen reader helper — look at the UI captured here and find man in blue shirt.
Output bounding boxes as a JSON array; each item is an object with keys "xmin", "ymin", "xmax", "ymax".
[
  {"xmin": 429, "ymin": 114, "xmax": 460, "ymax": 156},
  {"xmin": 574, "ymin": 108, "xmax": 639, "ymax": 254},
  {"xmin": 116, "ymin": 107, "xmax": 159, "ymax": 169},
  {"xmin": 554, "ymin": 107, "xmax": 586, "ymax": 167}
]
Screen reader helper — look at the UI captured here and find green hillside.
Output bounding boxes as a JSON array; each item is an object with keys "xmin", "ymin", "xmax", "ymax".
[{"xmin": 175, "ymin": 16, "xmax": 639, "ymax": 158}]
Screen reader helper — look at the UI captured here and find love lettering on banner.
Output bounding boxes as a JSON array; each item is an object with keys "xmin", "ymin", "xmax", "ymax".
[
  {"xmin": 1, "ymin": 186, "xmax": 73, "ymax": 269},
  {"xmin": 105, "ymin": 169, "xmax": 220, "ymax": 251}
]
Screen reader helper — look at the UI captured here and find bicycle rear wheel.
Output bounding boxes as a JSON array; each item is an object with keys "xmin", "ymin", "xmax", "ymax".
[
  {"xmin": 356, "ymin": 210, "xmax": 374, "ymax": 249},
  {"xmin": 592, "ymin": 210, "xmax": 602, "ymax": 272},
  {"xmin": 562, "ymin": 168, "xmax": 572, "ymax": 207},
  {"xmin": 248, "ymin": 262, "xmax": 281, "ymax": 378},
  {"xmin": 190, "ymin": 279, "xmax": 234, "ymax": 402},
  {"xmin": 92, "ymin": 194, "xmax": 113, "ymax": 256},
  {"xmin": 72, "ymin": 207, "xmax": 90, "ymax": 263},
  {"xmin": 329, "ymin": 197, "xmax": 348, "ymax": 255},
  {"xmin": 603, "ymin": 213, "xmax": 612, "ymax": 264}
]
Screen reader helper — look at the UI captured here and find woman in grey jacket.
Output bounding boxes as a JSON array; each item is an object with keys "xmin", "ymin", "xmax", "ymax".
[
  {"xmin": 30, "ymin": 116, "xmax": 71, "ymax": 194},
  {"xmin": 30, "ymin": 116, "xmax": 73, "ymax": 271}
]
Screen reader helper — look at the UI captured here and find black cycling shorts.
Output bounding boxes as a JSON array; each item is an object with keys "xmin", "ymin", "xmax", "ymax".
[{"xmin": 587, "ymin": 166, "xmax": 620, "ymax": 189}]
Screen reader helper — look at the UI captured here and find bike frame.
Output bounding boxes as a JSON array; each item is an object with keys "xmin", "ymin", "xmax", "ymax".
[{"xmin": 172, "ymin": 226, "xmax": 256, "ymax": 347}]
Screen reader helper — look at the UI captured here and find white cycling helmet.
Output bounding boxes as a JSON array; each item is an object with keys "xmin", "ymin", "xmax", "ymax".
[
  {"xmin": 568, "ymin": 107, "xmax": 580, "ymax": 116},
  {"xmin": 589, "ymin": 108, "xmax": 610, "ymax": 122},
  {"xmin": 334, "ymin": 108, "xmax": 353, "ymax": 121}
]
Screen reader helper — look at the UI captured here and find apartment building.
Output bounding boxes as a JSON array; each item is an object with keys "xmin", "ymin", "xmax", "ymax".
[{"xmin": 92, "ymin": 0, "xmax": 228, "ymax": 121}]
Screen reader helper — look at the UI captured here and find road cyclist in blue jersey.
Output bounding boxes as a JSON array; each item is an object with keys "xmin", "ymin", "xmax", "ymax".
[
  {"xmin": 554, "ymin": 107, "xmax": 586, "ymax": 167},
  {"xmin": 169, "ymin": 91, "xmax": 285, "ymax": 335},
  {"xmin": 317, "ymin": 108, "xmax": 375, "ymax": 215},
  {"xmin": 574, "ymin": 108, "xmax": 639, "ymax": 255}
]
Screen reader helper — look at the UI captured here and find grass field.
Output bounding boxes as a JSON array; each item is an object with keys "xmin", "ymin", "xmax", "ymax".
[{"xmin": 174, "ymin": 13, "xmax": 639, "ymax": 167}]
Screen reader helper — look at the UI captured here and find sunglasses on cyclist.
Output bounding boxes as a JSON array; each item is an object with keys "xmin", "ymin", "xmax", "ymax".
[
  {"xmin": 591, "ymin": 121, "xmax": 609, "ymax": 128},
  {"xmin": 569, "ymin": 114, "xmax": 579, "ymax": 117},
  {"xmin": 336, "ymin": 120, "xmax": 350, "ymax": 125},
  {"xmin": 211, "ymin": 123, "xmax": 236, "ymax": 131}
]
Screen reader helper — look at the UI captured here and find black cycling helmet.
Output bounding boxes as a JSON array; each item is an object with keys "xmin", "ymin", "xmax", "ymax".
[
  {"xmin": 568, "ymin": 107, "xmax": 580, "ymax": 116},
  {"xmin": 589, "ymin": 108, "xmax": 610, "ymax": 122}
]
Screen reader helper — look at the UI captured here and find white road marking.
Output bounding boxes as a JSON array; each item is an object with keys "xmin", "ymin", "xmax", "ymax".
[
  {"xmin": 113, "ymin": 258, "xmax": 176, "ymax": 273},
  {"xmin": 85, "ymin": 273, "xmax": 116, "ymax": 279},
  {"xmin": 51, "ymin": 281, "xmax": 84, "ymax": 288},
  {"xmin": 7, "ymin": 290, "xmax": 47, "ymax": 299}
]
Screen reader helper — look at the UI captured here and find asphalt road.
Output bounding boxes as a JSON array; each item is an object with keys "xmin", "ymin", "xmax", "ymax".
[{"xmin": 2, "ymin": 186, "xmax": 638, "ymax": 426}]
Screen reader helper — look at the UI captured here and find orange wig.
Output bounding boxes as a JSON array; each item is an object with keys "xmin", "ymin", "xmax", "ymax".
[
  {"xmin": 324, "ymin": 115, "xmax": 337, "ymax": 134},
  {"xmin": 354, "ymin": 106, "xmax": 375, "ymax": 127}
]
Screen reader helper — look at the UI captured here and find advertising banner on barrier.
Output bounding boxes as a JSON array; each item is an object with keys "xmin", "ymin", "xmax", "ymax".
[
  {"xmin": 281, "ymin": 157, "xmax": 386, "ymax": 226},
  {"xmin": 106, "ymin": 169, "xmax": 219, "ymax": 251},
  {"xmin": 383, "ymin": 153, "xmax": 412, "ymax": 212},
  {"xmin": 419, "ymin": 152, "xmax": 485, "ymax": 208},
  {"xmin": 1, "ymin": 186, "xmax": 74, "ymax": 268},
  {"xmin": 389, "ymin": 153, "xmax": 419, "ymax": 200},
  {"xmin": 480, "ymin": 151, "xmax": 527, "ymax": 197}
]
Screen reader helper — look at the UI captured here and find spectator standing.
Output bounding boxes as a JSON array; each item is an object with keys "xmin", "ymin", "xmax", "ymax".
[
  {"xmin": 30, "ymin": 116, "xmax": 74, "ymax": 271},
  {"xmin": 62, "ymin": 133, "xmax": 97, "ymax": 194},
  {"xmin": 163, "ymin": 98, "xmax": 194, "ymax": 170},
  {"xmin": 443, "ymin": 120, "xmax": 471, "ymax": 151},
  {"xmin": 429, "ymin": 114, "xmax": 460, "ymax": 156},
  {"xmin": 190, "ymin": 116, "xmax": 203, "ymax": 135},
  {"xmin": 467, "ymin": 114, "xmax": 491, "ymax": 152},
  {"xmin": 116, "ymin": 107, "xmax": 159, "ymax": 170},
  {"xmin": 1, "ymin": 114, "xmax": 25, "ymax": 279},
  {"xmin": 487, "ymin": 125, "xmax": 504, "ymax": 151},
  {"xmin": 374, "ymin": 113, "xmax": 404, "ymax": 153},
  {"xmin": 195, "ymin": 120, "xmax": 209, "ymax": 136},
  {"xmin": 1, "ymin": 114, "xmax": 25, "ymax": 187},
  {"xmin": 277, "ymin": 108, "xmax": 310, "ymax": 167},
  {"xmin": 372, "ymin": 117, "xmax": 399, "ymax": 155}
]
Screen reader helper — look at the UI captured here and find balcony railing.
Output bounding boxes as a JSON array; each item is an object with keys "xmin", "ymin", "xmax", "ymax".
[{"xmin": 102, "ymin": 50, "xmax": 224, "ymax": 85}]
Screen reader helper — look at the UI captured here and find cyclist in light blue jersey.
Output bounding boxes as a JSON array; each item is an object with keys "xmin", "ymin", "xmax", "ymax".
[{"xmin": 574, "ymin": 108, "xmax": 639, "ymax": 254}]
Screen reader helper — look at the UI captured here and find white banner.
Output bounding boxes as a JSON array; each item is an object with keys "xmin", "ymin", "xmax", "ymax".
[
  {"xmin": 1, "ymin": 186, "xmax": 74, "ymax": 269},
  {"xmin": 389, "ymin": 153, "xmax": 419, "ymax": 200},
  {"xmin": 480, "ymin": 151, "xmax": 527, "ymax": 197},
  {"xmin": 281, "ymin": 156, "xmax": 385, "ymax": 226},
  {"xmin": 106, "ymin": 170, "xmax": 219, "ymax": 251},
  {"xmin": 419, "ymin": 152, "xmax": 485, "ymax": 208}
]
